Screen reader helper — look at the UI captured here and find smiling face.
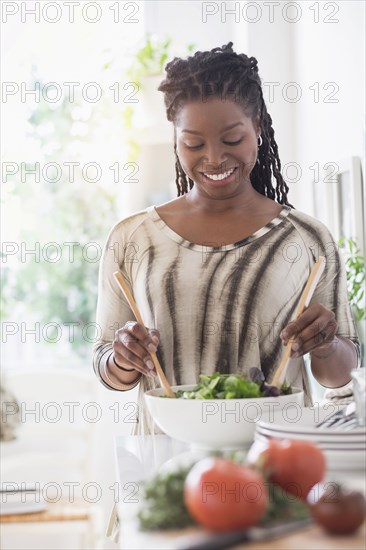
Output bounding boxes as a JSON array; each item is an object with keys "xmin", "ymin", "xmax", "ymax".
[{"xmin": 175, "ymin": 97, "xmax": 260, "ymax": 199}]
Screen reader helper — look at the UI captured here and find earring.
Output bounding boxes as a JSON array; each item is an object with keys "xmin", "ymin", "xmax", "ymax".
[{"xmin": 256, "ymin": 135, "xmax": 262, "ymax": 164}]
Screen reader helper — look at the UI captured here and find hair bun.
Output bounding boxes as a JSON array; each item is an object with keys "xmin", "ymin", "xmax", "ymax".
[
  {"xmin": 249, "ymin": 56, "xmax": 258, "ymax": 72},
  {"xmin": 222, "ymin": 41, "xmax": 234, "ymax": 52},
  {"xmin": 210, "ymin": 42, "xmax": 234, "ymax": 56}
]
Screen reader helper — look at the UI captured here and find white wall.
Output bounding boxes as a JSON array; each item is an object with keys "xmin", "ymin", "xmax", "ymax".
[
  {"xmin": 234, "ymin": 1, "xmax": 365, "ymax": 216},
  {"xmin": 144, "ymin": 1, "xmax": 237, "ymax": 51},
  {"xmin": 292, "ymin": 0, "xmax": 365, "ymax": 215},
  {"xmin": 234, "ymin": 10, "xmax": 297, "ymax": 201}
]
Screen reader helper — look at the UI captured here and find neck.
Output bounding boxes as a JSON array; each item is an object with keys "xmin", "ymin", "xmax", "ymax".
[{"xmin": 184, "ymin": 185, "xmax": 271, "ymax": 215}]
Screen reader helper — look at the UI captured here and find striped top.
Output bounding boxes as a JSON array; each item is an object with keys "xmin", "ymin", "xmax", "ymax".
[{"xmin": 93, "ymin": 204, "xmax": 359, "ymax": 435}]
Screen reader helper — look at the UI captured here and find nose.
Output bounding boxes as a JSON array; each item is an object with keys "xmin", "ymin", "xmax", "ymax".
[{"xmin": 203, "ymin": 142, "xmax": 228, "ymax": 170}]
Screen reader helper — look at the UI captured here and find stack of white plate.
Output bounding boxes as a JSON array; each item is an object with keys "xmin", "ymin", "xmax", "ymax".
[{"xmin": 254, "ymin": 405, "xmax": 366, "ymax": 473}]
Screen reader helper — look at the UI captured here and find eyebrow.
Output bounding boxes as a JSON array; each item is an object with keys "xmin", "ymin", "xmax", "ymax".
[{"xmin": 181, "ymin": 122, "xmax": 244, "ymax": 135}]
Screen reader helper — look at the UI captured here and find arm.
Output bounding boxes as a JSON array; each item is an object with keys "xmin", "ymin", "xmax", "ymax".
[
  {"xmin": 280, "ymin": 304, "xmax": 360, "ymax": 389},
  {"xmin": 280, "ymin": 233, "xmax": 360, "ymax": 389},
  {"xmin": 97, "ymin": 347, "xmax": 142, "ymax": 390},
  {"xmin": 310, "ymin": 334, "xmax": 359, "ymax": 388},
  {"xmin": 92, "ymin": 223, "xmax": 141, "ymax": 391}
]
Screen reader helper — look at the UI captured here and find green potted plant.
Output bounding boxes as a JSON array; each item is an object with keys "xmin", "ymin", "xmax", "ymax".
[
  {"xmin": 338, "ymin": 236, "xmax": 366, "ymax": 359},
  {"xmin": 122, "ymin": 34, "xmax": 196, "ymax": 161},
  {"xmin": 126, "ymin": 34, "xmax": 174, "ymax": 84}
]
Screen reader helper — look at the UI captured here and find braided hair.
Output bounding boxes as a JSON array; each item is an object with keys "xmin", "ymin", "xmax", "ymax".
[{"xmin": 158, "ymin": 42, "xmax": 292, "ymax": 206}]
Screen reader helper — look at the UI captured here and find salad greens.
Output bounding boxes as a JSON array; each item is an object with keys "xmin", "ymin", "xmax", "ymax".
[{"xmin": 168, "ymin": 369, "xmax": 292, "ymax": 399}]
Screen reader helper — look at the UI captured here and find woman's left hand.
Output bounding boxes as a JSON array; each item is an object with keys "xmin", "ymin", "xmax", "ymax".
[{"xmin": 280, "ymin": 304, "xmax": 338, "ymax": 358}]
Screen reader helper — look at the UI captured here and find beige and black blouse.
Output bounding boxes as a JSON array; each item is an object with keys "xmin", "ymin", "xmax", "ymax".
[{"xmin": 93, "ymin": 204, "xmax": 360, "ymax": 435}]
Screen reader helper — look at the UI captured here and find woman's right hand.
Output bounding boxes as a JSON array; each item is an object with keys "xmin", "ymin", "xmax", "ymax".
[{"xmin": 112, "ymin": 321, "xmax": 160, "ymax": 378}]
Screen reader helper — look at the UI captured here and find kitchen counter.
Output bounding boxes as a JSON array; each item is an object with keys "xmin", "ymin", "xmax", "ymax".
[{"xmin": 114, "ymin": 435, "xmax": 366, "ymax": 550}]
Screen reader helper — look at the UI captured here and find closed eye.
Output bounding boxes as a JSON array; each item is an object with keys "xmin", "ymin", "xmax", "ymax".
[
  {"xmin": 184, "ymin": 138, "xmax": 243, "ymax": 150},
  {"xmin": 224, "ymin": 139, "xmax": 243, "ymax": 146},
  {"xmin": 184, "ymin": 144, "xmax": 203, "ymax": 150}
]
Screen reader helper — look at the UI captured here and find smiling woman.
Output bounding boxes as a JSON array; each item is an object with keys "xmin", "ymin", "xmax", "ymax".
[
  {"xmin": 177, "ymin": 103, "xmax": 260, "ymax": 187},
  {"xmin": 93, "ymin": 42, "xmax": 360, "ymax": 436},
  {"xmin": 157, "ymin": 98, "xmax": 284, "ymax": 245}
]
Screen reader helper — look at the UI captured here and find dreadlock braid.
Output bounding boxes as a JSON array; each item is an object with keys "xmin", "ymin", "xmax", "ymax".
[
  {"xmin": 174, "ymin": 143, "xmax": 194, "ymax": 194},
  {"xmin": 158, "ymin": 42, "xmax": 292, "ymax": 206}
]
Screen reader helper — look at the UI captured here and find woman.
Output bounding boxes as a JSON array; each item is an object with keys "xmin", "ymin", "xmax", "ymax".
[{"xmin": 93, "ymin": 42, "xmax": 360, "ymax": 435}]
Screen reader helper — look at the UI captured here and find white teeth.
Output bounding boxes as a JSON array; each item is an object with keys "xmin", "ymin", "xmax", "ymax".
[{"xmin": 204, "ymin": 167, "xmax": 236, "ymax": 181}]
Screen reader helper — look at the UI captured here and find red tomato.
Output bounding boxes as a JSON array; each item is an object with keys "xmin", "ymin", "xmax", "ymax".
[
  {"xmin": 250, "ymin": 439, "xmax": 326, "ymax": 500},
  {"xmin": 184, "ymin": 457, "xmax": 268, "ymax": 532},
  {"xmin": 309, "ymin": 482, "xmax": 366, "ymax": 534}
]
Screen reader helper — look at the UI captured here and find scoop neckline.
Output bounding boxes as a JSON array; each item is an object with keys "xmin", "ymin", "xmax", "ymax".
[{"xmin": 146, "ymin": 204, "xmax": 292, "ymax": 252}]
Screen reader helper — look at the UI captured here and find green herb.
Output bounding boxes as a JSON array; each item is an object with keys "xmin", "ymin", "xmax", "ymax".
[
  {"xmin": 338, "ymin": 236, "xmax": 366, "ymax": 321},
  {"xmin": 137, "ymin": 466, "xmax": 196, "ymax": 531}
]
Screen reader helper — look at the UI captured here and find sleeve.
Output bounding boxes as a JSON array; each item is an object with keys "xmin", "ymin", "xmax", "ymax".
[
  {"xmin": 92, "ymin": 221, "xmax": 142, "ymax": 391},
  {"xmin": 309, "ymin": 226, "xmax": 361, "ymax": 365}
]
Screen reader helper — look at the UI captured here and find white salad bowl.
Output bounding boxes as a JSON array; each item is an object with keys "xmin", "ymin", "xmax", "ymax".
[{"xmin": 144, "ymin": 384, "xmax": 304, "ymax": 450}]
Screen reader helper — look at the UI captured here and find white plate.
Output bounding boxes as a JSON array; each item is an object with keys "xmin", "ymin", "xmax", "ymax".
[
  {"xmin": 257, "ymin": 405, "xmax": 366, "ymax": 437},
  {"xmin": 256, "ymin": 427, "xmax": 366, "ymax": 446},
  {"xmin": 255, "ymin": 430, "xmax": 366, "ymax": 450},
  {"xmin": 255, "ymin": 426, "xmax": 366, "ymax": 445},
  {"xmin": 326, "ymin": 450, "xmax": 366, "ymax": 471}
]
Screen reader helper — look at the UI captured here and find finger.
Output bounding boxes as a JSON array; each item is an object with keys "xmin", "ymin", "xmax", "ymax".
[
  {"xmin": 117, "ymin": 335, "xmax": 153, "ymax": 364},
  {"xmin": 114, "ymin": 344, "xmax": 156, "ymax": 377},
  {"xmin": 124, "ymin": 321, "xmax": 149, "ymax": 340},
  {"xmin": 291, "ymin": 320, "xmax": 338, "ymax": 357},
  {"xmin": 280, "ymin": 320, "xmax": 301, "ymax": 344},
  {"xmin": 295, "ymin": 334, "xmax": 338, "ymax": 357},
  {"xmin": 280, "ymin": 305, "xmax": 324, "ymax": 344},
  {"xmin": 290, "ymin": 319, "xmax": 328, "ymax": 353},
  {"xmin": 148, "ymin": 328, "xmax": 160, "ymax": 346},
  {"xmin": 280, "ymin": 317, "xmax": 311, "ymax": 345},
  {"xmin": 123, "ymin": 323, "xmax": 158, "ymax": 353},
  {"xmin": 115, "ymin": 331, "xmax": 156, "ymax": 377},
  {"xmin": 295, "ymin": 318, "xmax": 337, "ymax": 348}
]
